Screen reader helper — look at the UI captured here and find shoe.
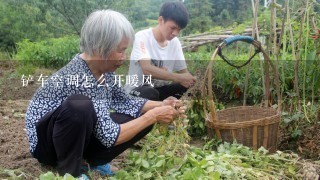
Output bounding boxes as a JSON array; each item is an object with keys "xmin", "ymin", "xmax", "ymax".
[
  {"xmin": 81, "ymin": 163, "xmax": 114, "ymax": 176},
  {"xmin": 168, "ymin": 124, "xmax": 176, "ymax": 130},
  {"xmin": 77, "ymin": 174, "xmax": 89, "ymax": 180},
  {"xmin": 92, "ymin": 163, "xmax": 114, "ymax": 176}
]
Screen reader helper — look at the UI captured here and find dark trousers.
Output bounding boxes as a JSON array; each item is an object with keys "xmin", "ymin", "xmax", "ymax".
[
  {"xmin": 131, "ymin": 83, "xmax": 188, "ymax": 101},
  {"xmin": 33, "ymin": 94, "xmax": 153, "ymax": 177}
]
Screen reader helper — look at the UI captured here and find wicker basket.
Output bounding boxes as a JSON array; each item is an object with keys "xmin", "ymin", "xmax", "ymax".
[
  {"xmin": 203, "ymin": 36, "xmax": 281, "ymax": 152},
  {"xmin": 206, "ymin": 106, "xmax": 280, "ymax": 152}
]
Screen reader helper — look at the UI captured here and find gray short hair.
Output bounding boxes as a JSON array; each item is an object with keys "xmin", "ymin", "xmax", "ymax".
[{"xmin": 80, "ymin": 10, "xmax": 134, "ymax": 59}]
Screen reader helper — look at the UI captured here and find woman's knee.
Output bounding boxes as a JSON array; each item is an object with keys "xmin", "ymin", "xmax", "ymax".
[
  {"xmin": 64, "ymin": 94, "xmax": 93, "ymax": 112},
  {"xmin": 61, "ymin": 94, "xmax": 96, "ymax": 125}
]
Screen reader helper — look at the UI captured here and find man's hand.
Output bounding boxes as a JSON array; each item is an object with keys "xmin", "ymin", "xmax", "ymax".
[{"xmin": 174, "ymin": 72, "xmax": 196, "ymax": 88}]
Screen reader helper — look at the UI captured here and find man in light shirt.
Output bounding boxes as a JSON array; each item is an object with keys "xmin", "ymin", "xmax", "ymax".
[{"xmin": 125, "ymin": 1, "xmax": 196, "ymax": 101}]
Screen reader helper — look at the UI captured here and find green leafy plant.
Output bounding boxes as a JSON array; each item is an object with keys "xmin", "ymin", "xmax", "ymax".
[
  {"xmin": 14, "ymin": 36, "xmax": 79, "ymax": 68},
  {"xmin": 111, "ymin": 138, "xmax": 319, "ymax": 179}
]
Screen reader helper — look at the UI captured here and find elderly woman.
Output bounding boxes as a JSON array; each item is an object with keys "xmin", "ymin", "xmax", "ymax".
[{"xmin": 25, "ymin": 10, "xmax": 185, "ymax": 178}]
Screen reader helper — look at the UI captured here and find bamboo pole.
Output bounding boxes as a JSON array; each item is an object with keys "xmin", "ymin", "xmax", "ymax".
[
  {"xmin": 243, "ymin": 0, "xmax": 257, "ymax": 106},
  {"xmin": 312, "ymin": 16, "xmax": 320, "ymax": 64},
  {"xmin": 303, "ymin": 0, "xmax": 310, "ymax": 122},
  {"xmin": 287, "ymin": 0, "xmax": 301, "ymax": 111},
  {"xmin": 276, "ymin": 0, "xmax": 287, "ymax": 111},
  {"xmin": 254, "ymin": 0, "xmax": 267, "ymax": 107},
  {"xmin": 270, "ymin": 0, "xmax": 282, "ymax": 112}
]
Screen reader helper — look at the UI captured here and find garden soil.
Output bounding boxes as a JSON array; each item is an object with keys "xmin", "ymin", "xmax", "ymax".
[{"xmin": 0, "ymin": 63, "xmax": 46, "ymax": 179}]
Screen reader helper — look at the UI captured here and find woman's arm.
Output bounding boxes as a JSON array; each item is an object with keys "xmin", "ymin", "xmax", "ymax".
[
  {"xmin": 115, "ymin": 105, "xmax": 177, "ymax": 145},
  {"xmin": 139, "ymin": 100, "xmax": 162, "ymax": 113}
]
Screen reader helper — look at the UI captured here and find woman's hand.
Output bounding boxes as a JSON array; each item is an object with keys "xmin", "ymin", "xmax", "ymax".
[
  {"xmin": 141, "ymin": 97, "xmax": 187, "ymax": 123},
  {"xmin": 159, "ymin": 97, "xmax": 187, "ymax": 120},
  {"xmin": 162, "ymin": 96, "xmax": 184, "ymax": 109},
  {"xmin": 145, "ymin": 106, "xmax": 178, "ymax": 124},
  {"xmin": 175, "ymin": 105, "xmax": 187, "ymax": 119}
]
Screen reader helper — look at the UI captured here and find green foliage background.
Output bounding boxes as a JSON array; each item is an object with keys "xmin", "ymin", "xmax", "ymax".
[
  {"xmin": 14, "ymin": 36, "xmax": 79, "ymax": 68},
  {"xmin": 3, "ymin": 0, "xmax": 317, "ymax": 52}
]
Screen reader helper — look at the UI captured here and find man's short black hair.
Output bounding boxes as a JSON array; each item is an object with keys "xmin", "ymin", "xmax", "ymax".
[{"xmin": 159, "ymin": 1, "xmax": 189, "ymax": 29}]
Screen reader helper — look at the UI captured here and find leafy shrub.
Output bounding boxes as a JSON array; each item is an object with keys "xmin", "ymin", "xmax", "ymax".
[
  {"xmin": 16, "ymin": 63, "xmax": 37, "ymax": 76},
  {"xmin": 0, "ymin": 51, "xmax": 11, "ymax": 60},
  {"xmin": 232, "ymin": 23, "xmax": 247, "ymax": 35},
  {"xmin": 14, "ymin": 36, "xmax": 79, "ymax": 68}
]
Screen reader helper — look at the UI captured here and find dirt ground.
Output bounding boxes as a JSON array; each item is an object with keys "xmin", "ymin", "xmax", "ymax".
[
  {"xmin": 0, "ymin": 100, "xmax": 45, "ymax": 179},
  {"xmin": 0, "ymin": 62, "xmax": 46, "ymax": 179},
  {"xmin": 0, "ymin": 62, "xmax": 319, "ymax": 179}
]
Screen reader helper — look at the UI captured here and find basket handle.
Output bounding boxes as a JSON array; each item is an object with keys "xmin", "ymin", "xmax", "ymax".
[
  {"xmin": 202, "ymin": 48, "xmax": 220, "ymax": 123},
  {"xmin": 224, "ymin": 35, "xmax": 254, "ymax": 46},
  {"xmin": 202, "ymin": 37, "xmax": 282, "ymax": 121},
  {"xmin": 202, "ymin": 37, "xmax": 256, "ymax": 123}
]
